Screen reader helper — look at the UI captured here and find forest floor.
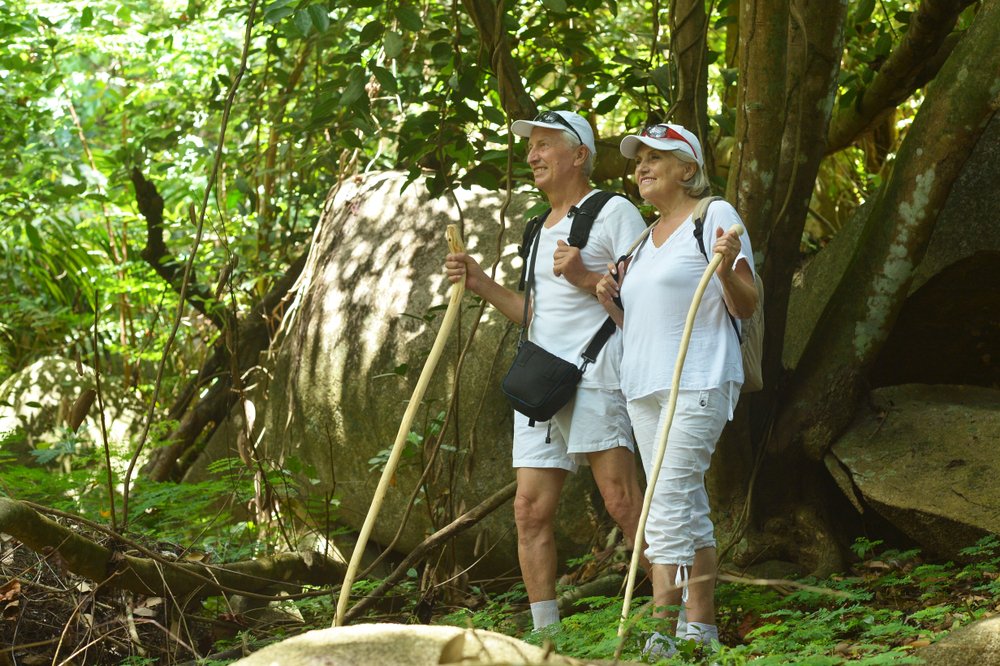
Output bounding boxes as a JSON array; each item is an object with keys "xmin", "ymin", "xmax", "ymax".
[{"xmin": 2, "ymin": 530, "xmax": 998, "ymax": 665}]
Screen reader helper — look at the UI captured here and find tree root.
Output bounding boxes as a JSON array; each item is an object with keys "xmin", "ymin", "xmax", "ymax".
[{"xmin": 0, "ymin": 498, "xmax": 345, "ymax": 600}]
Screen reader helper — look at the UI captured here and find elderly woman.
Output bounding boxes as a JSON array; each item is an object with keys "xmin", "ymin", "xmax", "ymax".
[{"xmin": 596, "ymin": 123, "xmax": 757, "ymax": 658}]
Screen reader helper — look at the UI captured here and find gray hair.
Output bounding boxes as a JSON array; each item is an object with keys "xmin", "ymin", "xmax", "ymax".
[{"xmin": 558, "ymin": 130, "xmax": 595, "ymax": 177}]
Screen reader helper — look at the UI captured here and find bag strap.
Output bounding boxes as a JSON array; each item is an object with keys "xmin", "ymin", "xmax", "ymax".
[
  {"xmin": 518, "ymin": 229, "xmax": 543, "ymax": 345},
  {"xmin": 691, "ymin": 196, "xmax": 742, "ymax": 343},
  {"xmin": 517, "ymin": 211, "xmax": 548, "ymax": 291}
]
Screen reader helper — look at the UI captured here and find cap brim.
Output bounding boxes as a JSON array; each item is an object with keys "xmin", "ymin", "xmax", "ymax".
[
  {"xmin": 511, "ymin": 119, "xmax": 557, "ymax": 138},
  {"xmin": 620, "ymin": 135, "xmax": 701, "ymax": 164}
]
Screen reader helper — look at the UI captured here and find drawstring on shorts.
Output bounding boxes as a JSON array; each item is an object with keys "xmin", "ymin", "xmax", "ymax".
[{"xmin": 675, "ymin": 564, "xmax": 690, "ymax": 603}]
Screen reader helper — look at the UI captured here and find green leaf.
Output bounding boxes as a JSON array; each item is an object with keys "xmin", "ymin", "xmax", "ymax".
[
  {"xmin": 80, "ymin": 6, "xmax": 94, "ymax": 28},
  {"xmin": 370, "ymin": 65, "xmax": 398, "ymax": 94},
  {"xmin": 359, "ymin": 19, "xmax": 383, "ymax": 45},
  {"xmin": 308, "ymin": 5, "xmax": 330, "ymax": 33},
  {"xmin": 595, "ymin": 93, "xmax": 620, "ymax": 114},
  {"xmin": 853, "ymin": 0, "xmax": 876, "ymax": 24},
  {"xmin": 340, "ymin": 68, "xmax": 367, "ymax": 108},
  {"xmin": 263, "ymin": 0, "xmax": 295, "ymax": 25},
  {"xmin": 395, "ymin": 5, "xmax": 422, "ymax": 31},
  {"xmin": 384, "ymin": 30, "xmax": 404, "ymax": 59},
  {"xmin": 25, "ymin": 224, "xmax": 42, "ymax": 251},
  {"xmin": 541, "ymin": 0, "xmax": 568, "ymax": 13},
  {"xmin": 293, "ymin": 9, "xmax": 313, "ymax": 35}
]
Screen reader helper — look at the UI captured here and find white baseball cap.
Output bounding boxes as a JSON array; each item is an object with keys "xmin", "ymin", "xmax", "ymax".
[
  {"xmin": 511, "ymin": 110, "xmax": 597, "ymax": 156},
  {"xmin": 619, "ymin": 123, "xmax": 703, "ymax": 166}
]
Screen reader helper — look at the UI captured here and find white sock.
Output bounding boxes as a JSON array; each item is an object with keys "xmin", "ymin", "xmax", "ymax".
[
  {"xmin": 530, "ymin": 599, "xmax": 559, "ymax": 630},
  {"xmin": 643, "ymin": 631, "xmax": 678, "ymax": 658},
  {"xmin": 685, "ymin": 621, "xmax": 719, "ymax": 644},
  {"xmin": 675, "ymin": 604, "xmax": 688, "ymax": 638}
]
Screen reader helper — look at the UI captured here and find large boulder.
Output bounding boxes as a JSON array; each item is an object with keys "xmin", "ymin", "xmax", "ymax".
[
  {"xmin": 825, "ymin": 384, "xmax": 1000, "ymax": 559},
  {"xmin": 186, "ymin": 172, "xmax": 610, "ymax": 576},
  {"xmin": 0, "ymin": 356, "xmax": 142, "ymax": 468},
  {"xmin": 231, "ymin": 623, "xmax": 596, "ymax": 665},
  {"xmin": 912, "ymin": 616, "xmax": 1000, "ymax": 666}
]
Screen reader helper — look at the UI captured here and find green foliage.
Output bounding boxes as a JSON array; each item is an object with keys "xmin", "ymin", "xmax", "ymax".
[{"xmin": 429, "ymin": 536, "xmax": 1000, "ymax": 665}]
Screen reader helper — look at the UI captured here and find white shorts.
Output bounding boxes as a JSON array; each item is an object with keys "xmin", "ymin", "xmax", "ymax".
[
  {"xmin": 512, "ymin": 386, "xmax": 634, "ymax": 473},
  {"xmin": 627, "ymin": 387, "xmax": 733, "ymax": 566}
]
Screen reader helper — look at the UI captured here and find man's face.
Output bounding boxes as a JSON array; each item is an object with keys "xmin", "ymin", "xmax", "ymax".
[{"xmin": 525, "ymin": 127, "xmax": 584, "ymax": 193}]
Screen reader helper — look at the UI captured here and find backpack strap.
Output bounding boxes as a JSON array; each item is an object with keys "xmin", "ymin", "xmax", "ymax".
[
  {"xmin": 566, "ymin": 190, "xmax": 625, "ymax": 248},
  {"xmin": 691, "ymin": 196, "xmax": 742, "ymax": 343}
]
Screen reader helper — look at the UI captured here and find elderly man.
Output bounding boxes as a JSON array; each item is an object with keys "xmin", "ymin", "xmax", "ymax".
[{"xmin": 445, "ymin": 110, "xmax": 646, "ymax": 630}]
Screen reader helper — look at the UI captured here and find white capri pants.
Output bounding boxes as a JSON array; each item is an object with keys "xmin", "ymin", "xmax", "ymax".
[{"xmin": 627, "ymin": 386, "xmax": 732, "ymax": 566}]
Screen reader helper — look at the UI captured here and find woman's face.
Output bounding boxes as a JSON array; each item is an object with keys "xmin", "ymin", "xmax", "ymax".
[{"xmin": 634, "ymin": 144, "xmax": 695, "ymax": 207}]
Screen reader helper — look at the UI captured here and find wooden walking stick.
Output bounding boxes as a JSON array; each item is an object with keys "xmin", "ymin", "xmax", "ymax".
[
  {"xmin": 615, "ymin": 223, "xmax": 744, "ymax": 656},
  {"xmin": 334, "ymin": 224, "xmax": 465, "ymax": 627}
]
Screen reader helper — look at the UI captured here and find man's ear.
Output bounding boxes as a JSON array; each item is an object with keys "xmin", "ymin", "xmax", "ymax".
[{"xmin": 575, "ymin": 146, "xmax": 590, "ymax": 166}]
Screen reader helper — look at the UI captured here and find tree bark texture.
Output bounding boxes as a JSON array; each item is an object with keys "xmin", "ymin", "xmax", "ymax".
[
  {"xmin": 669, "ymin": 0, "xmax": 713, "ymax": 174},
  {"xmin": 727, "ymin": 0, "xmax": 789, "ymax": 241},
  {"xmin": 0, "ymin": 498, "xmax": 345, "ymax": 600},
  {"xmin": 774, "ymin": 0, "xmax": 1000, "ymax": 462},
  {"xmin": 461, "ymin": 0, "xmax": 536, "ymax": 121},
  {"xmin": 826, "ymin": 0, "xmax": 977, "ymax": 154},
  {"xmin": 752, "ymin": 0, "xmax": 847, "ymax": 441},
  {"xmin": 144, "ymin": 251, "xmax": 307, "ymax": 481}
]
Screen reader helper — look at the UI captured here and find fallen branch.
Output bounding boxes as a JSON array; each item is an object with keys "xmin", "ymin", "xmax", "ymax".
[
  {"xmin": 0, "ymin": 498, "xmax": 344, "ymax": 600},
  {"xmin": 342, "ymin": 480, "xmax": 516, "ymax": 623}
]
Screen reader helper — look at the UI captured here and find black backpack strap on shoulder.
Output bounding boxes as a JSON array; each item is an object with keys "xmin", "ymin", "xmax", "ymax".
[
  {"xmin": 691, "ymin": 195, "xmax": 742, "ymax": 342},
  {"xmin": 691, "ymin": 195, "xmax": 723, "ymax": 261},
  {"xmin": 566, "ymin": 190, "xmax": 625, "ymax": 248},
  {"xmin": 517, "ymin": 210, "xmax": 549, "ymax": 291}
]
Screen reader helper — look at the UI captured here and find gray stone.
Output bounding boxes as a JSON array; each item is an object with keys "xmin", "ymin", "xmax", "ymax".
[
  {"xmin": 826, "ymin": 384, "xmax": 1000, "ymax": 559},
  {"xmin": 912, "ymin": 616, "xmax": 1000, "ymax": 666},
  {"xmin": 0, "ymin": 356, "xmax": 141, "ymax": 466},
  {"xmin": 187, "ymin": 172, "xmax": 608, "ymax": 575}
]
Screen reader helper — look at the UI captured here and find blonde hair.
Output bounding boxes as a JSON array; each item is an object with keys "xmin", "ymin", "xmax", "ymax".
[{"xmin": 672, "ymin": 150, "xmax": 710, "ymax": 197}]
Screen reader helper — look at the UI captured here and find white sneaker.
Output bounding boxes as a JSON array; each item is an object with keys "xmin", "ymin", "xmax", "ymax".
[{"xmin": 642, "ymin": 631, "xmax": 678, "ymax": 661}]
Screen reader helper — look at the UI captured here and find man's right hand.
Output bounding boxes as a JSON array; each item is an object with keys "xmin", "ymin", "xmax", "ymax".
[{"xmin": 445, "ymin": 252, "xmax": 487, "ymax": 293}]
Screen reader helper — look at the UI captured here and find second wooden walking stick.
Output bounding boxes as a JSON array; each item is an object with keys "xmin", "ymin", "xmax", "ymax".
[
  {"xmin": 334, "ymin": 224, "xmax": 465, "ymax": 627},
  {"xmin": 614, "ymin": 223, "xmax": 744, "ymax": 656}
]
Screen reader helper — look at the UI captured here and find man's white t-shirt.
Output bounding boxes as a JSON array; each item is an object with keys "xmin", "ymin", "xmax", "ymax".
[
  {"xmin": 527, "ymin": 191, "xmax": 647, "ymax": 390},
  {"xmin": 618, "ymin": 199, "xmax": 754, "ymax": 402}
]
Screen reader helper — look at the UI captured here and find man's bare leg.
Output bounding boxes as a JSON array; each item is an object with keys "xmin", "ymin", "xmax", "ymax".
[{"xmin": 514, "ymin": 466, "xmax": 568, "ymax": 628}]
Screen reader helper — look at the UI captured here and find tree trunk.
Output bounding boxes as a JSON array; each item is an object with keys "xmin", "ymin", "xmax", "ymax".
[
  {"xmin": 669, "ymin": 0, "xmax": 713, "ymax": 174},
  {"xmin": 727, "ymin": 0, "xmax": 789, "ymax": 239},
  {"xmin": 773, "ymin": 0, "xmax": 1000, "ymax": 464},
  {"xmin": 753, "ymin": 0, "xmax": 847, "ymax": 442},
  {"xmin": 725, "ymin": 1, "xmax": 1000, "ymax": 574}
]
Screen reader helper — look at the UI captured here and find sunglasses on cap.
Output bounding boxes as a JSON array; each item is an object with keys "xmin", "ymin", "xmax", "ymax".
[
  {"xmin": 642, "ymin": 124, "xmax": 698, "ymax": 158},
  {"xmin": 535, "ymin": 110, "xmax": 583, "ymax": 145}
]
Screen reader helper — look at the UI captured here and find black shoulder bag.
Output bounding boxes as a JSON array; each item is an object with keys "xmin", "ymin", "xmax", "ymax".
[{"xmin": 501, "ymin": 195, "xmax": 618, "ymax": 424}]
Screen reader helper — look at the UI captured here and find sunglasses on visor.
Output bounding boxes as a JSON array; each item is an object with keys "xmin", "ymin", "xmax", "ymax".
[
  {"xmin": 641, "ymin": 124, "xmax": 698, "ymax": 158},
  {"xmin": 534, "ymin": 111, "xmax": 584, "ymax": 145}
]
